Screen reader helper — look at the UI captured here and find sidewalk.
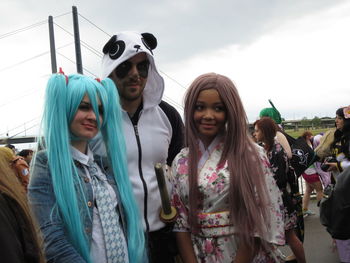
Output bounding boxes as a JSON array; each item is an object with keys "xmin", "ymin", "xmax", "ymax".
[{"xmin": 279, "ymin": 199, "xmax": 339, "ymax": 262}]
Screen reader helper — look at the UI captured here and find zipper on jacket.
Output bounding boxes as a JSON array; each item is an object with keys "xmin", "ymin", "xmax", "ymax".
[{"xmin": 131, "ymin": 119, "xmax": 150, "ymax": 232}]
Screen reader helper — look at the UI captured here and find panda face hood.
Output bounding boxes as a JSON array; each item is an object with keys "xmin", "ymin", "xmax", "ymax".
[{"xmin": 101, "ymin": 31, "xmax": 164, "ymax": 109}]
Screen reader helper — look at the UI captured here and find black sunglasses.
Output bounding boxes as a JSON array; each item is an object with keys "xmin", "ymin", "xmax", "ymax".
[{"xmin": 115, "ymin": 59, "xmax": 150, "ymax": 79}]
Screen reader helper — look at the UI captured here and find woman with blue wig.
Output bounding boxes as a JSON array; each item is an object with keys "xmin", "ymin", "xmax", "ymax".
[{"xmin": 28, "ymin": 73, "xmax": 146, "ymax": 263}]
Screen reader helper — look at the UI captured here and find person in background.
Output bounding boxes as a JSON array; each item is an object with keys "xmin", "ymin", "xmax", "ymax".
[
  {"xmin": 259, "ymin": 101, "xmax": 305, "ymax": 262},
  {"xmin": 254, "ymin": 117, "xmax": 306, "ymax": 263},
  {"xmin": 300, "ymin": 131, "xmax": 323, "ymax": 217},
  {"xmin": 171, "ymin": 73, "xmax": 285, "ymax": 263},
  {"xmin": 324, "ymin": 106, "xmax": 350, "ymax": 177},
  {"xmin": 91, "ymin": 31, "xmax": 184, "ymax": 263},
  {"xmin": 18, "ymin": 149, "xmax": 34, "ymax": 165},
  {"xmin": 0, "ymin": 146, "xmax": 30, "ymax": 192},
  {"xmin": 0, "ymin": 147, "xmax": 45, "ymax": 262},
  {"xmin": 259, "ymin": 100, "xmax": 292, "ymax": 159},
  {"xmin": 5, "ymin": 144, "xmax": 16, "ymax": 155},
  {"xmin": 28, "ymin": 73, "xmax": 145, "ymax": 263},
  {"xmin": 312, "ymin": 133, "xmax": 332, "ymax": 188},
  {"xmin": 322, "ymin": 106, "xmax": 350, "ymax": 262}
]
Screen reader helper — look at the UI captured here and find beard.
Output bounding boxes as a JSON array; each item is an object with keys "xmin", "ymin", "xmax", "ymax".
[{"xmin": 118, "ymin": 84, "xmax": 145, "ymax": 102}]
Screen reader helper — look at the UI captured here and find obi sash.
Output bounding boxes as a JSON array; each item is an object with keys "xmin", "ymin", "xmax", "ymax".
[{"xmin": 195, "ymin": 210, "xmax": 235, "ymax": 238}]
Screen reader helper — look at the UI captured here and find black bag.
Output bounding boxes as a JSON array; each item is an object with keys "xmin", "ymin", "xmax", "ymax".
[
  {"xmin": 319, "ymin": 166, "xmax": 350, "ymax": 240},
  {"xmin": 283, "ymin": 132, "xmax": 318, "ymax": 177}
]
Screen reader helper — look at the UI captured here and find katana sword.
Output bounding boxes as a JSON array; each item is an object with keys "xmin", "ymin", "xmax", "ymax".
[{"xmin": 154, "ymin": 163, "xmax": 177, "ymax": 223}]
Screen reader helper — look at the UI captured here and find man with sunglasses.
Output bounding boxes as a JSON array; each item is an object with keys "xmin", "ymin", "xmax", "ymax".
[{"xmin": 91, "ymin": 31, "xmax": 183, "ymax": 262}]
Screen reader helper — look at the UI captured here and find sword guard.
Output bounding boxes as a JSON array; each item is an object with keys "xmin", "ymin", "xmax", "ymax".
[{"xmin": 159, "ymin": 206, "xmax": 178, "ymax": 223}]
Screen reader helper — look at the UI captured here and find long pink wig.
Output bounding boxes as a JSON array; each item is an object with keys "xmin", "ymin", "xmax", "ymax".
[{"xmin": 184, "ymin": 73, "xmax": 270, "ymax": 249}]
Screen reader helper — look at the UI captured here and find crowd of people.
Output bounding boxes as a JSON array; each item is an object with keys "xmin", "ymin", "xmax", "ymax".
[{"xmin": 0, "ymin": 30, "xmax": 349, "ymax": 263}]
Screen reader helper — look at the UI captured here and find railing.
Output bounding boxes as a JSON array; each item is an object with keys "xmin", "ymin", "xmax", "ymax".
[{"xmin": 0, "ymin": 136, "xmax": 37, "ymax": 145}]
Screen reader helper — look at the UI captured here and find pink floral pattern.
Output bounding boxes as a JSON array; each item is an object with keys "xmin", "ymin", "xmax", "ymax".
[{"xmin": 170, "ymin": 142, "xmax": 285, "ymax": 263}]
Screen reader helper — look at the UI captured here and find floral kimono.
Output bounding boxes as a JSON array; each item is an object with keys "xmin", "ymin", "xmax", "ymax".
[{"xmin": 171, "ymin": 136, "xmax": 285, "ymax": 263}]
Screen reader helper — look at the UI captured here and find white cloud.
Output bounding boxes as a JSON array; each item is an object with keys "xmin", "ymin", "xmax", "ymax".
[{"xmin": 162, "ymin": 1, "xmax": 350, "ymax": 121}]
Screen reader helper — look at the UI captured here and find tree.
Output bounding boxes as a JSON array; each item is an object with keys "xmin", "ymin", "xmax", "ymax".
[
  {"xmin": 312, "ymin": 116, "xmax": 321, "ymax": 127},
  {"xmin": 301, "ymin": 117, "xmax": 309, "ymax": 128}
]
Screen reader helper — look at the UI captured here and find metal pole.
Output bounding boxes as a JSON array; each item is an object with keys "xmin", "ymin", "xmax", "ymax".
[
  {"xmin": 48, "ymin": 16, "xmax": 57, "ymax": 73},
  {"xmin": 72, "ymin": 6, "xmax": 83, "ymax": 74}
]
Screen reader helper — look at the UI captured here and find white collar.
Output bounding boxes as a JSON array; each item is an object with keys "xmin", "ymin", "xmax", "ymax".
[
  {"xmin": 70, "ymin": 145, "xmax": 94, "ymax": 166},
  {"xmin": 198, "ymin": 135, "xmax": 223, "ymax": 169}
]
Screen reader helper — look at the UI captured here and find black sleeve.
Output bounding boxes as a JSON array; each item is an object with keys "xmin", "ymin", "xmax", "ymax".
[
  {"xmin": 270, "ymin": 149, "xmax": 288, "ymax": 189},
  {"xmin": 159, "ymin": 100, "xmax": 184, "ymax": 166}
]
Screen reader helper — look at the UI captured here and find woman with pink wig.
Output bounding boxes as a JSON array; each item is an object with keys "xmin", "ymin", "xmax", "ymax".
[{"xmin": 170, "ymin": 73, "xmax": 285, "ymax": 263}]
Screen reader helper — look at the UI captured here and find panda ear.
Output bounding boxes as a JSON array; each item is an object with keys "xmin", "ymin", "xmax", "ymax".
[
  {"xmin": 102, "ymin": 35, "xmax": 117, "ymax": 54},
  {"xmin": 141, "ymin": 33, "xmax": 157, "ymax": 50}
]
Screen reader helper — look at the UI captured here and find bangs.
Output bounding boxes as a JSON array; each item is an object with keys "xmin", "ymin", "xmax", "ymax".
[{"xmin": 67, "ymin": 75, "xmax": 107, "ymax": 129}]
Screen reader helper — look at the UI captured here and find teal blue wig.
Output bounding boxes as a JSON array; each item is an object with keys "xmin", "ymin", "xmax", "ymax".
[{"xmin": 38, "ymin": 74, "xmax": 145, "ymax": 262}]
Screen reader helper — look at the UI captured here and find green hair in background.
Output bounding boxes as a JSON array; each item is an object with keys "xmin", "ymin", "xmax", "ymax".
[{"xmin": 259, "ymin": 99, "xmax": 282, "ymax": 124}]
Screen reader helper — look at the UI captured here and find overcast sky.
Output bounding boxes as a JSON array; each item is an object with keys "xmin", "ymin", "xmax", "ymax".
[{"xmin": 0, "ymin": 0, "xmax": 349, "ymax": 143}]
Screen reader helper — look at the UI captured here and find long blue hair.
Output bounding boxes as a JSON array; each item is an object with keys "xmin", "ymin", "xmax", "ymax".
[
  {"xmin": 100, "ymin": 77, "xmax": 146, "ymax": 262},
  {"xmin": 37, "ymin": 73, "xmax": 145, "ymax": 262}
]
